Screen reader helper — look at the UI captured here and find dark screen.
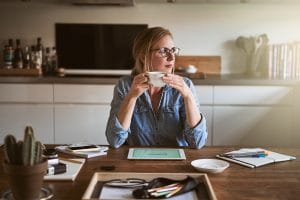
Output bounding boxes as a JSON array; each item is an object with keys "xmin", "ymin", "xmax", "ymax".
[{"xmin": 55, "ymin": 23, "xmax": 148, "ymax": 69}]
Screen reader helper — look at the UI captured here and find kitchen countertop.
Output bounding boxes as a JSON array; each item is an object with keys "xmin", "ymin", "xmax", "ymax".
[{"xmin": 0, "ymin": 74, "xmax": 300, "ymax": 86}]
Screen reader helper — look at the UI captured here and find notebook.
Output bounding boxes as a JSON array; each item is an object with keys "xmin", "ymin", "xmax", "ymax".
[
  {"xmin": 55, "ymin": 145, "xmax": 108, "ymax": 158},
  {"xmin": 44, "ymin": 158, "xmax": 85, "ymax": 181},
  {"xmin": 216, "ymin": 148, "xmax": 296, "ymax": 168}
]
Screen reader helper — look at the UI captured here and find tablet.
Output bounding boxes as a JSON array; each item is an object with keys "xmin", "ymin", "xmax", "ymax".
[{"xmin": 127, "ymin": 148, "xmax": 186, "ymax": 160}]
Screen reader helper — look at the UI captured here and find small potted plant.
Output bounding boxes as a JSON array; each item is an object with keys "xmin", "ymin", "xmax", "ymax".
[{"xmin": 3, "ymin": 126, "xmax": 47, "ymax": 200}]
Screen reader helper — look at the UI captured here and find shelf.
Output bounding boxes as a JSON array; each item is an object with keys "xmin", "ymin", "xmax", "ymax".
[{"xmin": 0, "ymin": 68, "xmax": 42, "ymax": 76}]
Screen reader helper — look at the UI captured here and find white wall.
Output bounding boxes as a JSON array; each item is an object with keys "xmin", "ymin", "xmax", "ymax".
[{"xmin": 1, "ymin": 0, "xmax": 300, "ymax": 74}]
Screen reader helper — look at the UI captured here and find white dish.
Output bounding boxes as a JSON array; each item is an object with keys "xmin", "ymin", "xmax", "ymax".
[
  {"xmin": 191, "ymin": 159, "xmax": 229, "ymax": 173},
  {"xmin": 186, "ymin": 65, "xmax": 197, "ymax": 73}
]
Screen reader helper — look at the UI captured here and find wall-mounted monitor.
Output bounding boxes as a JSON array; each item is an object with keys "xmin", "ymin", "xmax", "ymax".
[{"xmin": 55, "ymin": 23, "xmax": 148, "ymax": 75}]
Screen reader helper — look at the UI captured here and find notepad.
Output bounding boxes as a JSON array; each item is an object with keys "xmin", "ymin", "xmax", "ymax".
[
  {"xmin": 44, "ymin": 158, "xmax": 85, "ymax": 181},
  {"xmin": 127, "ymin": 148, "xmax": 186, "ymax": 160},
  {"xmin": 216, "ymin": 148, "xmax": 296, "ymax": 168},
  {"xmin": 55, "ymin": 145, "xmax": 108, "ymax": 158}
]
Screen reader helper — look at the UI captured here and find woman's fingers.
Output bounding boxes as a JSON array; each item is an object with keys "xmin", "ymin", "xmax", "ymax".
[
  {"xmin": 163, "ymin": 74, "xmax": 183, "ymax": 86},
  {"xmin": 130, "ymin": 73, "xmax": 149, "ymax": 97},
  {"xmin": 163, "ymin": 74, "xmax": 189, "ymax": 97},
  {"xmin": 134, "ymin": 73, "xmax": 148, "ymax": 85}
]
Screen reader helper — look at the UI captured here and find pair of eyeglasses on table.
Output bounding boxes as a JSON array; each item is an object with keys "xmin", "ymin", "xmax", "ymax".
[{"xmin": 104, "ymin": 178, "xmax": 149, "ymax": 188}]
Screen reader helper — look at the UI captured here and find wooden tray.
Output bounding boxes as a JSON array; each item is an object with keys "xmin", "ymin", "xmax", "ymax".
[
  {"xmin": 0, "ymin": 68, "xmax": 42, "ymax": 76},
  {"xmin": 82, "ymin": 172, "xmax": 217, "ymax": 200}
]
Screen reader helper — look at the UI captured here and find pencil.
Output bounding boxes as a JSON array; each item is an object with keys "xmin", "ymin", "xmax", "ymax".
[
  {"xmin": 165, "ymin": 185, "xmax": 182, "ymax": 198},
  {"xmin": 147, "ymin": 183, "xmax": 179, "ymax": 192}
]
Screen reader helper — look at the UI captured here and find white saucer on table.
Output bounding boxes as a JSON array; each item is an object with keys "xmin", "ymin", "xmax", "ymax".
[{"xmin": 191, "ymin": 159, "xmax": 229, "ymax": 173}]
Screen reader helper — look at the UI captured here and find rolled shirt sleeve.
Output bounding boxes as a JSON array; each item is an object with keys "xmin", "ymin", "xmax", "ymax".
[
  {"xmin": 181, "ymin": 78, "xmax": 208, "ymax": 149},
  {"xmin": 183, "ymin": 113, "xmax": 208, "ymax": 149},
  {"xmin": 105, "ymin": 79, "xmax": 131, "ymax": 148}
]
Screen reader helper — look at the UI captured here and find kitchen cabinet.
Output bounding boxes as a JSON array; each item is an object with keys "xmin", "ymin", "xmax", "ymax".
[
  {"xmin": 0, "ymin": 84, "xmax": 54, "ymax": 143},
  {"xmin": 195, "ymin": 86, "xmax": 213, "ymax": 146},
  {"xmin": 292, "ymin": 84, "xmax": 300, "ymax": 147},
  {"xmin": 213, "ymin": 86, "xmax": 294, "ymax": 146},
  {"xmin": 53, "ymin": 84, "xmax": 114, "ymax": 144},
  {"xmin": 1, "ymin": 82, "xmax": 299, "ymax": 147}
]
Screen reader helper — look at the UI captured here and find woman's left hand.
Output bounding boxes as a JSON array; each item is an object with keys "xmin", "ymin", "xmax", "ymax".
[{"xmin": 162, "ymin": 73, "xmax": 192, "ymax": 98}]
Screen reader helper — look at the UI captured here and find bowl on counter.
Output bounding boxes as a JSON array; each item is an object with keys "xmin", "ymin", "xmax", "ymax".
[{"xmin": 185, "ymin": 65, "xmax": 197, "ymax": 73}]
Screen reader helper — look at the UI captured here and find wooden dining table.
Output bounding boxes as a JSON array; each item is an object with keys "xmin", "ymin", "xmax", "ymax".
[{"xmin": 0, "ymin": 146, "xmax": 299, "ymax": 200}]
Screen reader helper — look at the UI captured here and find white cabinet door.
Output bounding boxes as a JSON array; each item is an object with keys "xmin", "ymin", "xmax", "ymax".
[
  {"xmin": 213, "ymin": 85, "xmax": 294, "ymax": 146},
  {"xmin": 213, "ymin": 106, "xmax": 293, "ymax": 146},
  {"xmin": 0, "ymin": 84, "xmax": 53, "ymax": 103},
  {"xmin": 195, "ymin": 86, "xmax": 213, "ymax": 146},
  {"xmin": 0, "ymin": 104, "xmax": 54, "ymax": 143},
  {"xmin": 54, "ymin": 84, "xmax": 114, "ymax": 145},
  {"xmin": 54, "ymin": 104, "xmax": 110, "ymax": 145},
  {"xmin": 214, "ymin": 86, "xmax": 294, "ymax": 105},
  {"xmin": 292, "ymin": 84, "xmax": 300, "ymax": 147},
  {"xmin": 0, "ymin": 84, "xmax": 54, "ymax": 144},
  {"xmin": 195, "ymin": 85, "xmax": 213, "ymax": 105},
  {"xmin": 200, "ymin": 106, "xmax": 212, "ymax": 146},
  {"xmin": 54, "ymin": 84, "xmax": 114, "ymax": 103}
]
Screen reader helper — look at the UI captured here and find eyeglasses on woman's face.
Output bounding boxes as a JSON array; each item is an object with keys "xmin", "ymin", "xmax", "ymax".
[{"xmin": 152, "ymin": 47, "xmax": 180, "ymax": 58}]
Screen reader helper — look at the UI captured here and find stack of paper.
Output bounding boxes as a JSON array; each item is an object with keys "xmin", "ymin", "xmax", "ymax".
[
  {"xmin": 216, "ymin": 148, "xmax": 296, "ymax": 168},
  {"xmin": 55, "ymin": 145, "xmax": 108, "ymax": 158}
]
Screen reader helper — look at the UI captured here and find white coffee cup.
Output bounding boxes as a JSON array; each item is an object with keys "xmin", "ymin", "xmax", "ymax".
[{"xmin": 146, "ymin": 71, "xmax": 166, "ymax": 87}]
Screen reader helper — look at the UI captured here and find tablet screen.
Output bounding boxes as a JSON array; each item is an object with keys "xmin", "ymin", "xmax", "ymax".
[{"xmin": 127, "ymin": 148, "xmax": 186, "ymax": 160}]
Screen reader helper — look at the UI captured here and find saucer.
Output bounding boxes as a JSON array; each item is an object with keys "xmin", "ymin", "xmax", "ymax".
[
  {"xmin": 1, "ymin": 186, "xmax": 53, "ymax": 200},
  {"xmin": 191, "ymin": 159, "xmax": 229, "ymax": 173}
]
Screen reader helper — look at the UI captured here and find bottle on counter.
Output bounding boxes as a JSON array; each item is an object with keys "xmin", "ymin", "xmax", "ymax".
[
  {"xmin": 51, "ymin": 46, "xmax": 58, "ymax": 74},
  {"xmin": 43, "ymin": 47, "xmax": 52, "ymax": 75},
  {"xmin": 3, "ymin": 39, "xmax": 14, "ymax": 69},
  {"xmin": 36, "ymin": 37, "xmax": 43, "ymax": 69},
  {"xmin": 23, "ymin": 46, "xmax": 31, "ymax": 69},
  {"xmin": 13, "ymin": 39, "xmax": 23, "ymax": 69},
  {"xmin": 30, "ymin": 45, "xmax": 39, "ymax": 69}
]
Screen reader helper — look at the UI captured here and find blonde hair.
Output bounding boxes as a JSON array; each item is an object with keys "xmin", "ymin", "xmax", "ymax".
[{"xmin": 131, "ymin": 27, "xmax": 173, "ymax": 76}]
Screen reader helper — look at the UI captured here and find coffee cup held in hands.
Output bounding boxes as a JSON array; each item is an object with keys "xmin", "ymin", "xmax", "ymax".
[{"xmin": 146, "ymin": 71, "xmax": 166, "ymax": 87}]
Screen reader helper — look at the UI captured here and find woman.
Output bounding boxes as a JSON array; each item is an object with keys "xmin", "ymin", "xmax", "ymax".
[{"xmin": 105, "ymin": 27, "xmax": 207, "ymax": 149}]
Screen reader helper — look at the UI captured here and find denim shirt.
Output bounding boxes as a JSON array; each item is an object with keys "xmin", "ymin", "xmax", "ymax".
[{"xmin": 105, "ymin": 75, "xmax": 208, "ymax": 149}]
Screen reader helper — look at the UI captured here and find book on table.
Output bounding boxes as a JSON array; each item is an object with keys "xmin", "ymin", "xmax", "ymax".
[
  {"xmin": 44, "ymin": 158, "xmax": 85, "ymax": 181},
  {"xmin": 55, "ymin": 145, "xmax": 108, "ymax": 158},
  {"xmin": 216, "ymin": 148, "xmax": 296, "ymax": 168}
]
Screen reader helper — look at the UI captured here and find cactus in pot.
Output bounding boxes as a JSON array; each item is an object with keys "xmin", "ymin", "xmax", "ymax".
[
  {"xmin": 2, "ymin": 126, "xmax": 48, "ymax": 200},
  {"xmin": 4, "ymin": 126, "xmax": 45, "ymax": 166}
]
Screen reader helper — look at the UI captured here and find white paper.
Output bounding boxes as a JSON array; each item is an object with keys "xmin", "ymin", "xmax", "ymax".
[{"xmin": 99, "ymin": 186, "xmax": 198, "ymax": 200}]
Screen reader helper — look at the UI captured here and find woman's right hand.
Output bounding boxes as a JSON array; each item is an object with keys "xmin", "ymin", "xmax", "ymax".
[{"xmin": 128, "ymin": 73, "xmax": 149, "ymax": 98}]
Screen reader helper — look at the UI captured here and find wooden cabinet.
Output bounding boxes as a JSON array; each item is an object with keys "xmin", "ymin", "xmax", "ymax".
[
  {"xmin": 0, "ymin": 84, "xmax": 54, "ymax": 143},
  {"xmin": 53, "ymin": 84, "xmax": 114, "ymax": 144}
]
